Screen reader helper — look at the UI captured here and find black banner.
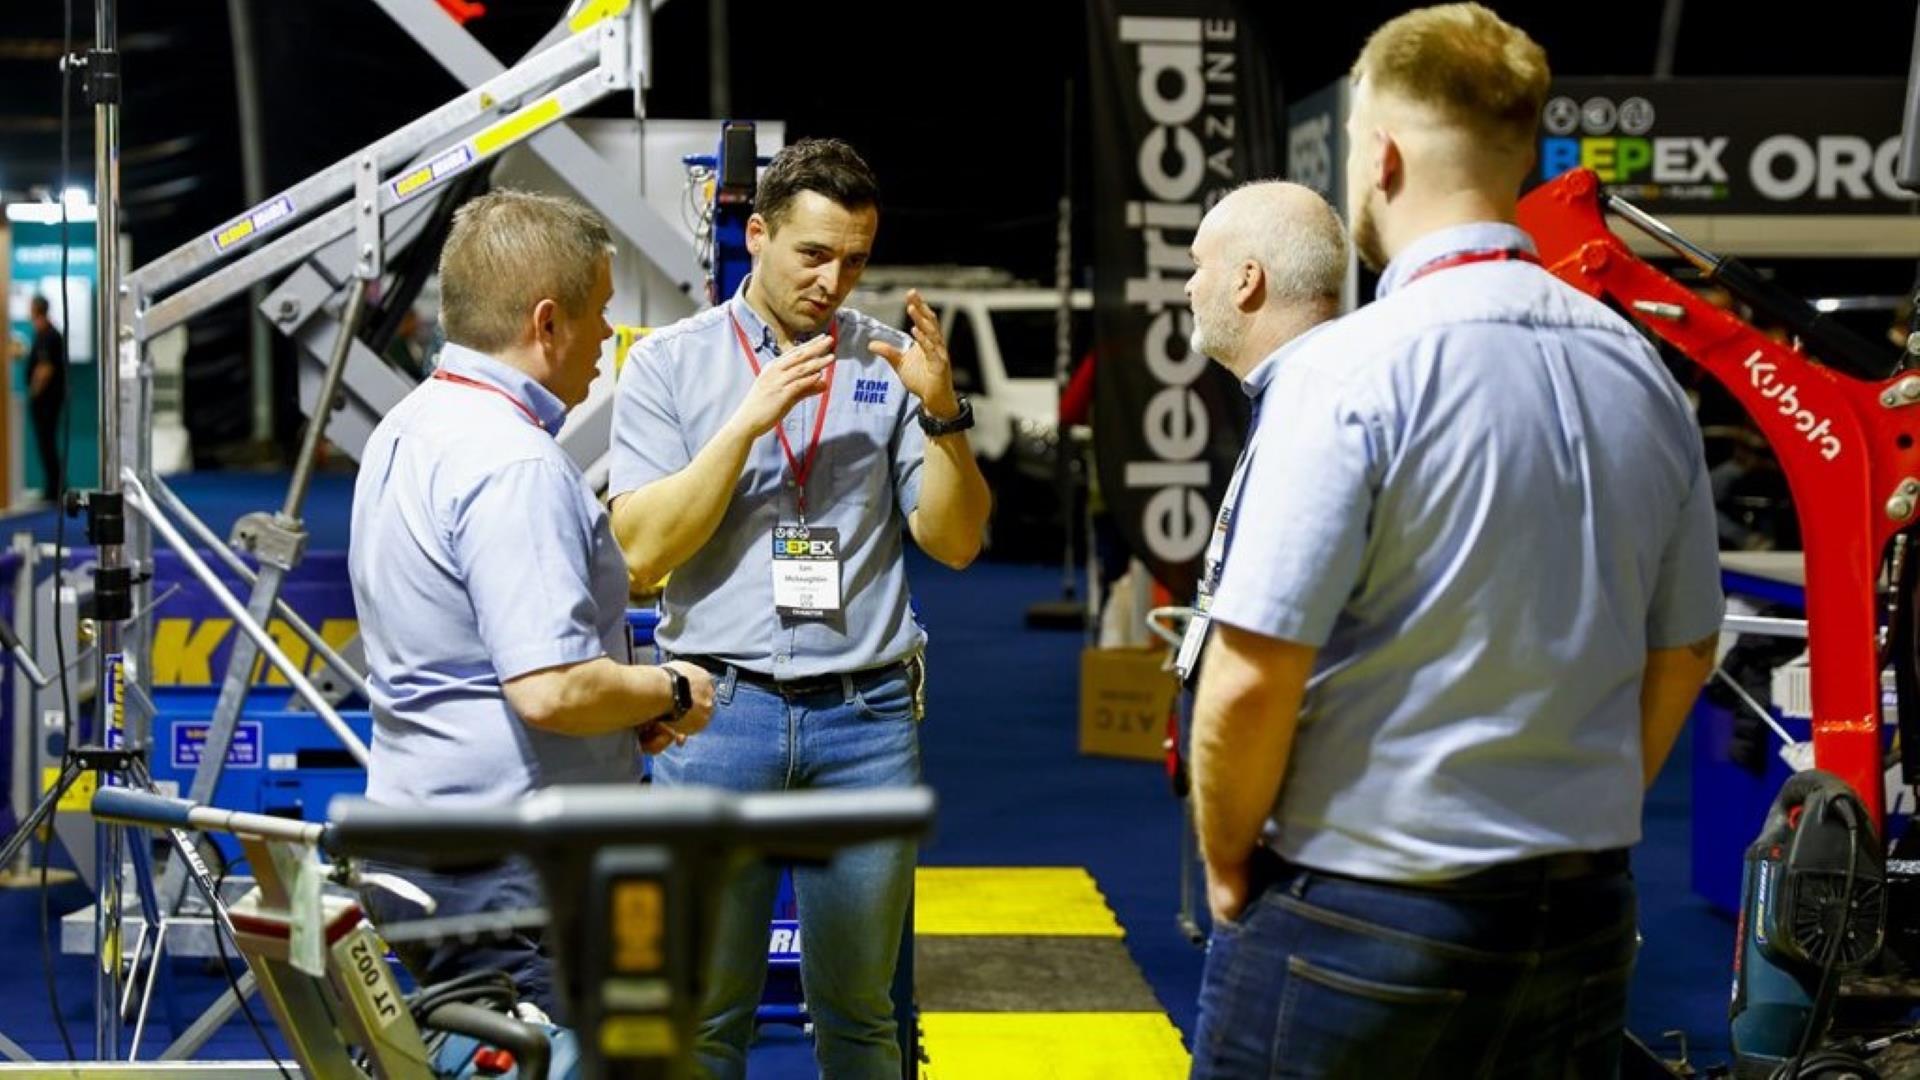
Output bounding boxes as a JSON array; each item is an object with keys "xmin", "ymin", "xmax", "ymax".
[
  {"xmin": 1086, "ymin": 1, "xmax": 1275, "ymax": 600},
  {"xmin": 1536, "ymin": 79, "xmax": 1918, "ymax": 215}
]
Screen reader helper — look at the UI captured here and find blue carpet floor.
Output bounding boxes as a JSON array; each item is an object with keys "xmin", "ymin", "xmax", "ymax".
[{"xmin": 0, "ymin": 472, "xmax": 1736, "ymax": 1073}]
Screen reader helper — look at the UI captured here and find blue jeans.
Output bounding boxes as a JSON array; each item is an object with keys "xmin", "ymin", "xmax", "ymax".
[
  {"xmin": 357, "ymin": 856, "xmax": 556, "ymax": 1016},
  {"xmin": 1191, "ymin": 850, "xmax": 1636, "ymax": 1079},
  {"xmin": 651, "ymin": 663, "xmax": 921, "ymax": 1080}
]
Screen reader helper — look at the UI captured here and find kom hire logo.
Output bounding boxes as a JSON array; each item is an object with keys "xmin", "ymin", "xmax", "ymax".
[{"xmin": 1744, "ymin": 350, "xmax": 1842, "ymax": 461}]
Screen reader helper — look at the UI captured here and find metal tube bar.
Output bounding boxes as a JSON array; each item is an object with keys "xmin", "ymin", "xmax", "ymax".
[
  {"xmin": 121, "ymin": 479, "xmax": 366, "ymax": 765},
  {"xmin": 126, "ymin": 28, "xmax": 603, "ymax": 299},
  {"xmin": 6, "ymin": 536, "xmax": 35, "ymax": 878},
  {"xmin": 140, "ymin": 64, "xmax": 619, "ymax": 341},
  {"xmin": 93, "ymin": 0, "xmax": 125, "ymax": 1056},
  {"xmin": 284, "ymin": 282, "xmax": 366, "ymax": 519},
  {"xmin": 1721, "ymin": 614, "xmax": 1809, "ymax": 639},
  {"xmin": 1604, "ymin": 194, "xmax": 1717, "ymax": 272},
  {"xmin": 149, "ymin": 478, "xmax": 368, "ymax": 701}
]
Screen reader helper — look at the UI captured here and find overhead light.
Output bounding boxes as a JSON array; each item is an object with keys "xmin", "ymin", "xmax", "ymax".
[{"xmin": 5, "ymin": 202, "xmax": 97, "ymax": 224}]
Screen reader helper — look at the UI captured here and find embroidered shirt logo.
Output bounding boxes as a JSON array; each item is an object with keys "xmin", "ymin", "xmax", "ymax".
[{"xmin": 853, "ymin": 378, "xmax": 890, "ymax": 406}]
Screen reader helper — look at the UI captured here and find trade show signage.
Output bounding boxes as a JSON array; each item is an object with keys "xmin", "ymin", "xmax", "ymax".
[
  {"xmin": 1086, "ymin": 0, "xmax": 1274, "ymax": 599},
  {"xmin": 1538, "ymin": 79, "xmax": 1917, "ymax": 214}
]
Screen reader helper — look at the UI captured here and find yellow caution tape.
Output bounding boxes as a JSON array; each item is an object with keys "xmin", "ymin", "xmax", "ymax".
[
  {"xmin": 919, "ymin": 1013, "xmax": 1189, "ymax": 1079},
  {"xmin": 915, "ymin": 867, "xmax": 1125, "ymax": 937}
]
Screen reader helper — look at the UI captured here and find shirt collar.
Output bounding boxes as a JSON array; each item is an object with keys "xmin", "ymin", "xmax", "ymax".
[
  {"xmin": 728, "ymin": 276, "xmax": 838, "ymax": 356},
  {"xmin": 1241, "ymin": 321, "xmax": 1332, "ymax": 398},
  {"xmin": 1375, "ymin": 221, "xmax": 1538, "ymax": 300},
  {"xmin": 433, "ymin": 342, "xmax": 569, "ymax": 434}
]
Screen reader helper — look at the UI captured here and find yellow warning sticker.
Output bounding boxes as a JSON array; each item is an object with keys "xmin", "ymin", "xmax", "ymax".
[
  {"xmin": 568, "ymin": 0, "xmax": 631, "ymax": 34},
  {"xmin": 390, "ymin": 145, "xmax": 475, "ymax": 203},
  {"xmin": 472, "ymin": 96, "xmax": 563, "ymax": 158},
  {"xmin": 43, "ymin": 765, "xmax": 96, "ymax": 813},
  {"xmin": 210, "ymin": 196, "xmax": 296, "ymax": 253}
]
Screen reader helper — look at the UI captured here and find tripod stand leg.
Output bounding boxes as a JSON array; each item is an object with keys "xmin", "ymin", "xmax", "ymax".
[
  {"xmin": 122, "ymin": 826, "xmax": 166, "ymax": 1051},
  {"xmin": 0, "ymin": 1029, "xmax": 30, "ymax": 1063},
  {"xmin": 0, "ymin": 757, "xmax": 84, "ymax": 871}
]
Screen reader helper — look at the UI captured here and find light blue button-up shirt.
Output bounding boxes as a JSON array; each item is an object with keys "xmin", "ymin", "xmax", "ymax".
[
  {"xmin": 350, "ymin": 343, "xmax": 635, "ymax": 807},
  {"xmin": 608, "ymin": 281, "xmax": 927, "ymax": 679},
  {"xmin": 1210, "ymin": 222, "xmax": 1725, "ymax": 882}
]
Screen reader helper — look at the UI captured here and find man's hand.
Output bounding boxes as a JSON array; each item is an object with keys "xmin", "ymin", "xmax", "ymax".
[
  {"xmin": 727, "ymin": 336, "xmax": 835, "ymax": 439},
  {"xmin": 870, "ymin": 289, "xmax": 960, "ymax": 420},
  {"xmin": 638, "ymin": 661, "xmax": 716, "ymax": 754},
  {"xmin": 29, "ymin": 362, "xmax": 53, "ymax": 398},
  {"xmin": 1206, "ymin": 857, "xmax": 1251, "ymax": 927}
]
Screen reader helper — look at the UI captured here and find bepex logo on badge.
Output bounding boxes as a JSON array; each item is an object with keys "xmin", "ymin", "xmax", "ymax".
[{"xmin": 772, "ymin": 526, "xmax": 836, "ymax": 558}]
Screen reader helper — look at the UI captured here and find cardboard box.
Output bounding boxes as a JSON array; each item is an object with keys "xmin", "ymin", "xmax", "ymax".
[{"xmin": 1079, "ymin": 647, "xmax": 1178, "ymax": 762}]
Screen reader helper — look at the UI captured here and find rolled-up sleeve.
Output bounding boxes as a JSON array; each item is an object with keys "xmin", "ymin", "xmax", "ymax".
[
  {"xmin": 608, "ymin": 339, "xmax": 691, "ymax": 499},
  {"xmin": 1209, "ymin": 367, "xmax": 1383, "ymax": 647},
  {"xmin": 451, "ymin": 459, "xmax": 607, "ymax": 680},
  {"xmin": 1647, "ymin": 451, "xmax": 1727, "ymax": 648}
]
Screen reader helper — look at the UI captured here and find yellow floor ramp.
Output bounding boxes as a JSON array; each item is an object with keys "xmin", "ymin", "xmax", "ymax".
[{"xmin": 915, "ymin": 867, "xmax": 1191, "ymax": 1079}]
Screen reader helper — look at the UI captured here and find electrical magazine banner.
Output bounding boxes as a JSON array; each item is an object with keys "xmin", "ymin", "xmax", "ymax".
[{"xmin": 1086, "ymin": 0, "xmax": 1274, "ymax": 599}]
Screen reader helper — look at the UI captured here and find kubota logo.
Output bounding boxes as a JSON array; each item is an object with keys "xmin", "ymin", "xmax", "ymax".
[{"xmin": 1744, "ymin": 350, "xmax": 1841, "ymax": 461}]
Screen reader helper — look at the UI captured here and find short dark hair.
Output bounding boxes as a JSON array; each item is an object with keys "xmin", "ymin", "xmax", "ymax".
[
  {"xmin": 29, "ymin": 295, "xmax": 49, "ymax": 316},
  {"xmin": 754, "ymin": 138, "xmax": 879, "ymax": 232}
]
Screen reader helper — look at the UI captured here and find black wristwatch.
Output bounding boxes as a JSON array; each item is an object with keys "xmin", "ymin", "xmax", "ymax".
[
  {"xmin": 665, "ymin": 668, "xmax": 692, "ymax": 720},
  {"xmin": 917, "ymin": 396, "xmax": 975, "ymax": 437}
]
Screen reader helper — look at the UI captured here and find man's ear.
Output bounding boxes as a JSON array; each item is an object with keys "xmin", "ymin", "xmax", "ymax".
[
  {"xmin": 746, "ymin": 213, "xmax": 769, "ymax": 257},
  {"xmin": 1376, "ymin": 129, "xmax": 1402, "ymax": 196},
  {"xmin": 1234, "ymin": 259, "xmax": 1264, "ymax": 312},
  {"xmin": 532, "ymin": 297, "xmax": 560, "ymax": 352}
]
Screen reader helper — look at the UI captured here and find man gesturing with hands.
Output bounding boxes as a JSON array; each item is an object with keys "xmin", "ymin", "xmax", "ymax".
[{"xmin": 607, "ymin": 138, "xmax": 988, "ymax": 1079}]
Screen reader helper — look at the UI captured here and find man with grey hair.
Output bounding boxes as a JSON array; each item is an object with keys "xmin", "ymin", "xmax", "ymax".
[
  {"xmin": 348, "ymin": 189, "xmax": 715, "ymax": 1011},
  {"xmin": 1173, "ymin": 180, "xmax": 1345, "ymax": 686},
  {"xmin": 1184, "ymin": 180, "xmax": 1345, "ymax": 384}
]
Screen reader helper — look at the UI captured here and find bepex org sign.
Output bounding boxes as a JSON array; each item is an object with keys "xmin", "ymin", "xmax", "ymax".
[{"xmin": 1534, "ymin": 79, "xmax": 1918, "ymax": 214}]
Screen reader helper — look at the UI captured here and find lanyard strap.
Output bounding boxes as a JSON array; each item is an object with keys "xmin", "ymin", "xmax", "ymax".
[
  {"xmin": 1403, "ymin": 247, "xmax": 1541, "ymax": 287},
  {"xmin": 430, "ymin": 369, "xmax": 544, "ymax": 429},
  {"xmin": 730, "ymin": 313, "xmax": 838, "ymax": 516}
]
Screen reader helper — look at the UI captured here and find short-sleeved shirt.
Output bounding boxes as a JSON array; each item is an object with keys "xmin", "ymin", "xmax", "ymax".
[
  {"xmin": 1210, "ymin": 222, "xmax": 1725, "ymax": 882},
  {"xmin": 349, "ymin": 343, "xmax": 636, "ymax": 807},
  {"xmin": 607, "ymin": 280, "xmax": 927, "ymax": 679}
]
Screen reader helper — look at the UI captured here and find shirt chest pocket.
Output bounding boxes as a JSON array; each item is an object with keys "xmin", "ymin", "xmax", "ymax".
[{"xmin": 814, "ymin": 417, "xmax": 895, "ymax": 512}]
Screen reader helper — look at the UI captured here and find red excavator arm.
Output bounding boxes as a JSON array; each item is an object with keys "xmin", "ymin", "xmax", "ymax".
[{"xmin": 1519, "ymin": 168, "xmax": 1915, "ymax": 828}]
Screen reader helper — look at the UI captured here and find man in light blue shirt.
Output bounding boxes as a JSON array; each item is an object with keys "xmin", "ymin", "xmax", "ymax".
[
  {"xmin": 1186, "ymin": 7, "xmax": 1724, "ymax": 1078},
  {"xmin": 349, "ymin": 190, "xmax": 714, "ymax": 1011},
  {"xmin": 608, "ymin": 139, "xmax": 991, "ymax": 1078}
]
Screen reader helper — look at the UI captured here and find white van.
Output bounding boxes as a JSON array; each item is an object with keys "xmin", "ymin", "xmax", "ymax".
[{"xmin": 849, "ymin": 268, "xmax": 1092, "ymax": 463}]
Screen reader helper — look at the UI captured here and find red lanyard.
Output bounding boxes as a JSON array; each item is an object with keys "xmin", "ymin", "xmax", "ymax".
[
  {"xmin": 431, "ymin": 370, "xmax": 545, "ymax": 429},
  {"xmin": 1403, "ymin": 247, "xmax": 1541, "ymax": 287},
  {"xmin": 731, "ymin": 313, "xmax": 837, "ymax": 517}
]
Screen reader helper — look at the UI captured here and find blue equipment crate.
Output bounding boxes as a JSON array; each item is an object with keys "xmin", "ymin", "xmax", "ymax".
[{"xmin": 144, "ymin": 688, "xmax": 374, "ymax": 867}]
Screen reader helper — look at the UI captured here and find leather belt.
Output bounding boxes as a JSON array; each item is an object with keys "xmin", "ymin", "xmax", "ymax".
[
  {"xmin": 1409, "ymin": 848, "xmax": 1630, "ymax": 892},
  {"xmin": 676, "ymin": 654, "xmax": 908, "ymax": 698}
]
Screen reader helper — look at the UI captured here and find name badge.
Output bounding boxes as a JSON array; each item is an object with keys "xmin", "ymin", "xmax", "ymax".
[
  {"xmin": 771, "ymin": 524, "xmax": 843, "ymax": 622},
  {"xmin": 1173, "ymin": 605, "xmax": 1210, "ymax": 683}
]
